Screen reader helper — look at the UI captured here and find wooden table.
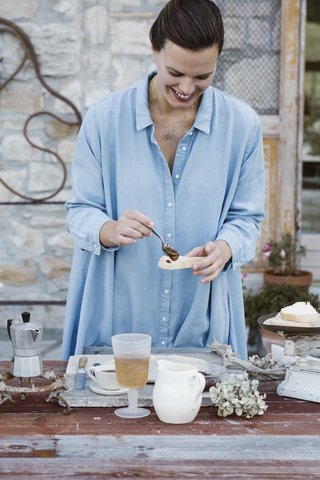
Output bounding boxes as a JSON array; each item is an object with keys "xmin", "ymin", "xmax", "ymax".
[{"xmin": 1, "ymin": 360, "xmax": 320, "ymax": 479}]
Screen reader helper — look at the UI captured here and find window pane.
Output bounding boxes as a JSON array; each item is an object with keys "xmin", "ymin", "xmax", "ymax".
[{"xmin": 213, "ymin": 0, "xmax": 281, "ymax": 114}]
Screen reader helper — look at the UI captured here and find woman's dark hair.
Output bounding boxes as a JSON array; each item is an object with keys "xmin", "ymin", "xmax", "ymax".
[{"xmin": 150, "ymin": 0, "xmax": 224, "ymax": 54}]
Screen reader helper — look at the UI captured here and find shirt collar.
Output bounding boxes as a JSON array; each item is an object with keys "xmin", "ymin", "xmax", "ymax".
[
  {"xmin": 193, "ymin": 86, "xmax": 213, "ymax": 135},
  {"xmin": 136, "ymin": 71, "xmax": 154, "ymax": 131},
  {"xmin": 136, "ymin": 70, "xmax": 213, "ymax": 134}
]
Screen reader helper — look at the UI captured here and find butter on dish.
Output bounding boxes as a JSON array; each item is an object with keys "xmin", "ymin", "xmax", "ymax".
[{"xmin": 268, "ymin": 301, "xmax": 319, "ymax": 327}]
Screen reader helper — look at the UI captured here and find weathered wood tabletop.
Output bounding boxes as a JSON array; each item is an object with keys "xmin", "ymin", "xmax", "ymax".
[{"xmin": 1, "ymin": 357, "xmax": 320, "ymax": 479}]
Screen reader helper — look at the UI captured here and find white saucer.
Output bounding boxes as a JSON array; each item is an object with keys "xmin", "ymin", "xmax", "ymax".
[{"xmin": 90, "ymin": 383, "xmax": 129, "ymax": 396}]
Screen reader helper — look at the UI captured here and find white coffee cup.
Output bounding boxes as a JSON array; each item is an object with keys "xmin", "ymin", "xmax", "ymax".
[{"xmin": 88, "ymin": 364, "xmax": 120, "ymax": 390}]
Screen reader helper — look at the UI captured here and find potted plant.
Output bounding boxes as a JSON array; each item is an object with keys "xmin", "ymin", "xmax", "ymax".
[
  {"xmin": 262, "ymin": 232, "xmax": 312, "ymax": 287},
  {"xmin": 244, "ymin": 282, "xmax": 320, "ymax": 354}
]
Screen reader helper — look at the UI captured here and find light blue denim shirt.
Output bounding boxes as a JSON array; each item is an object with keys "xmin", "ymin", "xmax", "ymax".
[{"xmin": 61, "ymin": 71, "xmax": 265, "ymax": 360}]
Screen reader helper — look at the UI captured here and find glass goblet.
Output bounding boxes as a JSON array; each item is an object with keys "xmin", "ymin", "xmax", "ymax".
[{"xmin": 111, "ymin": 333, "xmax": 151, "ymax": 419}]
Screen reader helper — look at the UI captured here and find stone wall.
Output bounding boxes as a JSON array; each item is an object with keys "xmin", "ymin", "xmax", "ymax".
[
  {"xmin": 0, "ymin": 0, "xmax": 281, "ymax": 329},
  {"xmin": 0, "ymin": 0, "xmax": 163, "ymax": 329}
]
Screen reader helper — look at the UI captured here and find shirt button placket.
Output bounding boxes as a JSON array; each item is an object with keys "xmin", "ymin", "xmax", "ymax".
[
  {"xmin": 159, "ymin": 273, "xmax": 171, "ymax": 348},
  {"xmin": 159, "ymin": 135, "xmax": 190, "ymax": 347},
  {"xmin": 159, "ymin": 178, "xmax": 175, "ymax": 348},
  {"xmin": 173, "ymin": 141, "xmax": 188, "ymax": 182}
]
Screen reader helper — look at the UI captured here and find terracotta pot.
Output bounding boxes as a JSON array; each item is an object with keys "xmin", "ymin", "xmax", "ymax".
[
  {"xmin": 263, "ymin": 269, "xmax": 312, "ymax": 287},
  {"xmin": 258, "ymin": 327, "xmax": 284, "ymax": 355}
]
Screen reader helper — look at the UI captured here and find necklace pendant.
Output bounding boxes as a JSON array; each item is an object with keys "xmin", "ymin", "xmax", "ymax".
[
  {"xmin": 164, "ymin": 132, "xmax": 172, "ymax": 140},
  {"xmin": 171, "ymin": 131, "xmax": 175, "ymax": 148}
]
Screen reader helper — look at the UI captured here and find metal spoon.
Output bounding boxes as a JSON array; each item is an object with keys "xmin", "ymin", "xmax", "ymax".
[{"xmin": 150, "ymin": 227, "xmax": 179, "ymax": 261}]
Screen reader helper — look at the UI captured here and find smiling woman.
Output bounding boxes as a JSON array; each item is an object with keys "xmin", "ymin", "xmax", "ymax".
[
  {"xmin": 61, "ymin": 0, "xmax": 265, "ymax": 361},
  {"xmin": 148, "ymin": 42, "xmax": 219, "ymax": 168},
  {"xmin": 150, "ymin": 44, "xmax": 218, "ymax": 120},
  {"xmin": 148, "ymin": 0, "xmax": 223, "ymax": 154}
]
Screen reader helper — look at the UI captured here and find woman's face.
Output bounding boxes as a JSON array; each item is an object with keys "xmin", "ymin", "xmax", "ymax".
[{"xmin": 152, "ymin": 40, "xmax": 219, "ymax": 110}]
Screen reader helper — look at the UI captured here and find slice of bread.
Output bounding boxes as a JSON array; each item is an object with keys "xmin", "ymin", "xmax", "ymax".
[
  {"xmin": 280, "ymin": 302, "xmax": 318, "ymax": 324},
  {"xmin": 158, "ymin": 255, "xmax": 205, "ymax": 270}
]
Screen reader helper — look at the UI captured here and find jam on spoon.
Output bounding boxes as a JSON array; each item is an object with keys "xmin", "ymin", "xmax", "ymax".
[
  {"xmin": 150, "ymin": 228, "xmax": 179, "ymax": 261},
  {"xmin": 163, "ymin": 244, "xmax": 179, "ymax": 261}
]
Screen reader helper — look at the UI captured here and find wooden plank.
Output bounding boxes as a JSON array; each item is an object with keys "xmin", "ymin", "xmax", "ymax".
[
  {"xmin": 1, "ymin": 412, "xmax": 320, "ymax": 436},
  {"xmin": 263, "ymin": 392, "xmax": 320, "ymax": 412},
  {"xmin": 44, "ymin": 434, "xmax": 320, "ymax": 460},
  {"xmin": 1, "ymin": 458, "xmax": 320, "ymax": 479},
  {"xmin": 301, "ymin": 251, "xmax": 320, "ymax": 263},
  {"xmin": 259, "ymin": 115, "xmax": 279, "ymax": 139},
  {"xmin": 310, "ymin": 268, "xmax": 320, "ymax": 281},
  {"xmin": 2, "ymin": 435, "xmax": 320, "ymax": 460},
  {"xmin": 301, "ymin": 233, "xmax": 320, "ymax": 251},
  {"xmin": 301, "ymin": 240, "xmax": 320, "ymax": 278},
  {"xmin": 2, "ymin": 396, "xmax": 319, "ymax": 415},
  {"xmin": 0, "ymin": 437, "xmax": 56, "ymax": 458},
  {"xmin": 299, "ymin": 264, "xmax": 320, "ymax": 281},
  {"xmin": 278, "ymin": 0, "xmax": 302, "ymax": 235}
]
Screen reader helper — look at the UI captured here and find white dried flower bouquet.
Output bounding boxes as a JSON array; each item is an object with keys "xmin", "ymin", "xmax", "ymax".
[
  {"xmin": 209, "ymin": 373, "xmax": 268, "ymax": 418},
  {"xmin": 249, "ymin": 353, "xmax": 279, "ymax": 370}
]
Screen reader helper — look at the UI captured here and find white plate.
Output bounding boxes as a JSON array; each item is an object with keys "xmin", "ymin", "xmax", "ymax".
[{"xmin": 90, "ymin": 383, "xmax": 129, "ymax": 396}]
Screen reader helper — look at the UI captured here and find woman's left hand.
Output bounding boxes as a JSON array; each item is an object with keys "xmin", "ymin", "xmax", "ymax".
[{"xmin": 185, "ymin": 240, "xmax": 232, "ymax": 283}]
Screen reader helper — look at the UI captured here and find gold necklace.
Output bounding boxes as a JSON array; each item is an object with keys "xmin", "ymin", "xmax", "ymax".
[{"xmin": 151, "ymin": 77, "xmax": 197, "ymax": 148}]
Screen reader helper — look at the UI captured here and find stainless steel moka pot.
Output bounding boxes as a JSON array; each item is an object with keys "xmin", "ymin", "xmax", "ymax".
[{"xmin": 7, "ymin": 312, "xmax": 43, "ymax": 377}]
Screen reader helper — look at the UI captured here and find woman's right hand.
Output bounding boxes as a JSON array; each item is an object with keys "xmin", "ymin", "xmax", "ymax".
[{"xmin": 99, "ymin": 210, "xmax": 154, "ymax": 247}]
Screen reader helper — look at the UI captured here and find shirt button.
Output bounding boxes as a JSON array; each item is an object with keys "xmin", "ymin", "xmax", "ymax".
[
  {"xmin": 162, "ymin": 317, "xmax": 167, "ymax": 321},
  {"xmin": 93, "ymin": 244, "xmax": 97, "ymax": 248},
  {"xmin": 175, "ymin": 175, "xmax": 179, "ymax": 179},
  {"xmin": 168, "ymin": 202, "xmax": 172, "ymax": 207},
  {"xmin": 161, "ymin": 341, "xmax": 165, "ymax": 345},
  {"xmin": 164, "ymin": 290, "xmax": 168, "ymax": 294},
  {"xmin": 189, "ymin": 131, "xmax": 193, "ymax": 135},
  {"xmin": 167, "ymin": 233, "xmax": 172, "ymax": 238},
  {"xmin": 182, "ymin": 146, "xmax": 186, "ymax": 151}
]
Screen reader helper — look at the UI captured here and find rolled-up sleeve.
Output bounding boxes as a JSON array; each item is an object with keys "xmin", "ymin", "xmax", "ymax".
[{"xmin": 65, "ymin": 104, "xmax": 119, "ymax": 255}]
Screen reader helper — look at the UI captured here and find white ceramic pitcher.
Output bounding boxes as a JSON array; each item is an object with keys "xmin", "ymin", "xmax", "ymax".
[{"xmin": 153, "ymin": 360, "xmax": 205, "ymax": 424}]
